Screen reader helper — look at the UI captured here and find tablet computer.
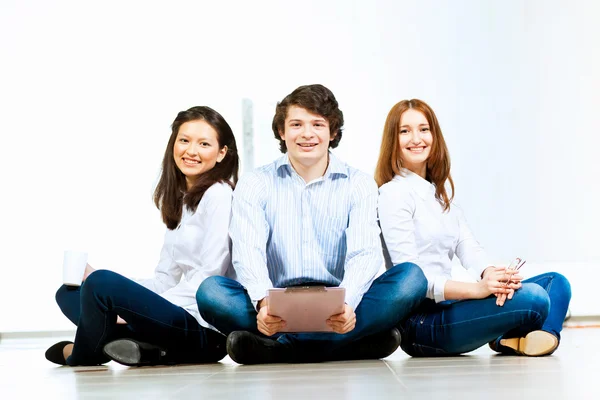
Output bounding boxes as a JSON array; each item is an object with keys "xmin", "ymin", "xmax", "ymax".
[{"xmin": 267, "ymin": 286, "xmax": 346, "ymax": 333}]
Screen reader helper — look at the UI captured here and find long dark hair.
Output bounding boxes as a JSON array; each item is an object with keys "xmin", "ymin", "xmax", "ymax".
[
  {"xmin": 154, "ymin": 106, "xmax": 239, "ymax": 229},
  {"xmin": 375, "ymin": 99, "xmax": 454, "ymax": 211}
]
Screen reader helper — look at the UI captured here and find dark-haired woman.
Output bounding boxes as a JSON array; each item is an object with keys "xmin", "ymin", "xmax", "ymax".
[
  {"xmin": 45, "ymin": 106, "xmax": 239, "ymax": 366},
  {"xmin": 375, "ymin": 99, "xmax": 571, "ymax": 357}
]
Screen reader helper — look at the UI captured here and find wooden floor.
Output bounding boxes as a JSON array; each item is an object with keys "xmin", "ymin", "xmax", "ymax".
[{"xmin": 1, "ymin": 327, "xmax": 597, "ymax": 399}]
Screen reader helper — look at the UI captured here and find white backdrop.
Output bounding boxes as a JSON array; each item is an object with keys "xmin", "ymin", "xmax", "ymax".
[{"xmin": 1, "ymin": 0, "xmax": 598, "ymax": 332}]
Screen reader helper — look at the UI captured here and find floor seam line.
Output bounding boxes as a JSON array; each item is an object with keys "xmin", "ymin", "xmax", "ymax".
[{"xmin": 384, "ymin": 360, "xmax": 408, "ymax": 390}]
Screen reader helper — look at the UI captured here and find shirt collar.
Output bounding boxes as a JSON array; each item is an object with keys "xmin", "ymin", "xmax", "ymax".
[
  {"xmin": 325, "ymin": 152, "xmax": 347, "ymax": 178},
  {"xmin": 394, "ymin": 168, "xmax": 436, "ymax": 199},
  {"xmin": 275, "ymin": 154, "xmax": 291, "ymax": 172},
  {"xmin": 276, "ymin": 152, "xmax": 348, "ymax": 180}
]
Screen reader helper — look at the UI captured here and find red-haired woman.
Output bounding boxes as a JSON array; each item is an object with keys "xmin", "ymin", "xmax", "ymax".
[{"xmin": 375, "ymin": 99, "xmax": 571, "ymax": 357}]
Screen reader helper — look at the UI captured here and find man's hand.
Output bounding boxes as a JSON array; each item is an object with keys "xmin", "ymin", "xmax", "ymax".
[
  {"xmin": 326, "ymin": 304, "xmax": 356, "ymax": 334},
  {"xmin": 256, "ymin": 297, "xmax": 286, "ymax": 336}
]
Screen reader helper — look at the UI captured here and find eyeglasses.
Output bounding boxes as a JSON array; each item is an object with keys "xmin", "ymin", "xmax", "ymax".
[
  {"xmin": 508, "ymin": 257, "xmax": 526, "ymax": 271},
  {"xmin": 503, "ymin": 257, "xmax": 526, "ymax": 286}
]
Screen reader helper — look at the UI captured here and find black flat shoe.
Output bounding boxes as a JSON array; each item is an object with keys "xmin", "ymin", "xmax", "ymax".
[
  {"xmin": 330, "ymin": 328, "xmax": 401, "ymax": 361},
  {"xmin": 226, "ymin": 331, "xmax": 293, "ymax": 365},
  {"xmin": 103, "ymin": 339, "xmax": 168, "ymax": 367},
  {"xmin": 45, "ymin": 341, "xmax": 73, "ymax": 365}
]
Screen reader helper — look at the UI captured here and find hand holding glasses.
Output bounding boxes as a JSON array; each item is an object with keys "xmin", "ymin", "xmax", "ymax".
[
  {"xmin": 504, "ymin": 257, "xmax": 526, "ymax": 285},
  {"xmin": 496, "ymin": 257, "xmax": 525, "ymax": 306}
]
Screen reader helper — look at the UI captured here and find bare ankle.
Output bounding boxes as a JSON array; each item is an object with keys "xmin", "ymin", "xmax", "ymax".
[{"xmin": 63, "ymin": 343, "xmax": 74, "ymax": 360}]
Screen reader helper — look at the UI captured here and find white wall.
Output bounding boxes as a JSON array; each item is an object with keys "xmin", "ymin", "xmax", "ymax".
[{"xmin": 1, "ymin": 0, "xmax": 598, "ymax": 332}]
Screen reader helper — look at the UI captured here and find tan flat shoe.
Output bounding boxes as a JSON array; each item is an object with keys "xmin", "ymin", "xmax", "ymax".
[{"xmin": 499, "ymin": 330, "xmax": 558, "ymax": 356}]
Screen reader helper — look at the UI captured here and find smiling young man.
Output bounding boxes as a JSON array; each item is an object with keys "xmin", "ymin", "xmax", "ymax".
[{"xmin": 196, "ymin": 84, "xmax": 427, "ymax": 364}]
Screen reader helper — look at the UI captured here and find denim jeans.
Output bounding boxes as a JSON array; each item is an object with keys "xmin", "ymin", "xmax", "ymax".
[
  {"xmin": 398, "ymin": 272, "xmax": 571, "ymax": 356},
  {"xmin": 196, "ymin": 262, "xmax": 427, "ymax": 359},
  {"xmin": 55, "ymin": 269, "xmax": 224, "ymax": 366}
]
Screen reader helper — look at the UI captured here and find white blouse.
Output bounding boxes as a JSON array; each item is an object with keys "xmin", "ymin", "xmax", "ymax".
[
  {"xmin": 378, "ymin": 170, "xmax": 491, "ymax": 303},
  {"xmin": 136, "ymin": 181, "xmax": 234, "ymax": 328}
]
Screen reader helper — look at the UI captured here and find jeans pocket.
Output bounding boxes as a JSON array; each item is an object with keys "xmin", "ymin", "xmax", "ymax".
[{"xmin": 400, "ymin": 312, "xmax": 448, "ymax": 357}]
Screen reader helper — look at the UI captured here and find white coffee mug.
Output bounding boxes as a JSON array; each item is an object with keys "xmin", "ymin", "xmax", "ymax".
[{"xmin": 62, "ymin": 250, "xmax": 88, "ymax": 286}]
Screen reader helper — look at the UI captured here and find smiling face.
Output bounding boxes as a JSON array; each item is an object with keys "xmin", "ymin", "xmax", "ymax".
[
  {"xmin": 173, "ymin": 119, "xmax": 227, "ymax": 189},
  {"xmin": 398, "ymin": 108, "xmax": 433, "ymax": 177},
  {"xmin": 279, "ymin": 105, "xmax": 335, "ymax": 177}
]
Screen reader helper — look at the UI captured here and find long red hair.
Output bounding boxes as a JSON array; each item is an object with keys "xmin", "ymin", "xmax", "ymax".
[{"xmin": 375, "ymin": 99, "xmax": 454, "ymax": 211}]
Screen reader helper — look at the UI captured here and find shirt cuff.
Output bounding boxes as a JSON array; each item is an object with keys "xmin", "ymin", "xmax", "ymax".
[
  {"xmin": 342, "ymin": 287, "xmax": 362, "ymax": 311},
  {"xmin": 247, "ymin": 283, "xmax": 272, "ymax": 310},
  {"xmin": 433, "ymin": 276, "xmax": 448, "ymax": 303}
]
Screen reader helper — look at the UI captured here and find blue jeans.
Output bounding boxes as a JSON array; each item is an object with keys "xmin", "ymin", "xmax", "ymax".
[
  {"xmin": 55, "ymin": 270, "xmax": 224, "ymax": 366},
  {"xmin": 196, "ymin": 262, "xmax": 427, "ymax": 358},
  {"xmin": 398, "ymin": 272, "xmax": 571, "ymax": 356}
]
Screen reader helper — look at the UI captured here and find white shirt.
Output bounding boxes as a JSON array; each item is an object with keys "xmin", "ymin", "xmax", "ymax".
[
  {"xmin": 229, "ymin": 153, "xmax": 383, "ymax": 311},
  {"xmin": 378, "ymin": 169, "xmax": 491, "ymax": 303},
  {"xmin": 136, "ymin": 182, "xmax": 234, "ymax": 328}
]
